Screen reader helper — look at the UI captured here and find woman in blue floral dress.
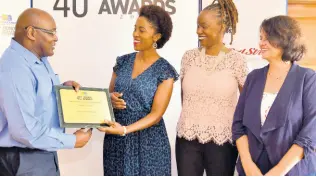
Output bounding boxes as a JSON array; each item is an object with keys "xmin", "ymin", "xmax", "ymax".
[{"xmin": 98, "ymin": 5, "xmax": 178, "ymax": 176}]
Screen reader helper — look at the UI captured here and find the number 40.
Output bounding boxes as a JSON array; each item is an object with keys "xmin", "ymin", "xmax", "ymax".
[{"xmin": 54, "ymin": 0, "xmax": 88, "ymax": 18}]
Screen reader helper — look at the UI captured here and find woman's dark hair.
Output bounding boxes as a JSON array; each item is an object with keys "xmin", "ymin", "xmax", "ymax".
[
  {"xmin": 139, "ymin": 5, "xmax": 173, "ymax": 49},
  {"xmin": 203, "ymin": 0, "xmax": 238, "ymax": 44},
  {"xmin": 260, "ymin": 15, "xmax": 306, "ymax": 62}
]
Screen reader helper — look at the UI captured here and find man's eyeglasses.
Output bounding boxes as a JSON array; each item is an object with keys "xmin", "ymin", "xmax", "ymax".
[{"xmin": 24, "ymin": 26, "xmax": 57, "ymax": 36}]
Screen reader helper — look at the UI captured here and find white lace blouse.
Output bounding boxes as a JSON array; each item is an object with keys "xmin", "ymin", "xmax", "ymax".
[{"xmin": 177, "ymin": 48, "xmax": 248, "ymax": 145}]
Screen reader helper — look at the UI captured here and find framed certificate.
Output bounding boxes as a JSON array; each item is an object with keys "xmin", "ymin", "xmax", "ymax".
[{"xmin": 54, "ymin": 86, "xmax": 115, "ymax": 128}]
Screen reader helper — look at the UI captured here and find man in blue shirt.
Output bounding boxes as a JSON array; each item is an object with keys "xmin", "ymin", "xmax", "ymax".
[{"xmin": 0, "ymin": 8, "xmax": 92, "ymax": 175}]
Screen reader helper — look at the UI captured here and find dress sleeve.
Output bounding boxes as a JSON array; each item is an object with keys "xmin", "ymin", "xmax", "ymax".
[
  {"xmin": 113, "ymin": 56, "xmax": 124, "ymax": 73},
  {"xmin": 158, "ymin": 62, "xmax": 179, "ymax": 84}
]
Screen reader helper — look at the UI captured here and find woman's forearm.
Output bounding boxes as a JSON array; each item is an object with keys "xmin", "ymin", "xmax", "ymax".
[
  {"xmin": 267, "ymin": 144, "xmax": 304, "ymax": 176},
  {"xmin": 126, "ymin": 112, "xmax": 162, "ymax": 134},
  {"xmin": 236, "ymin": 135, "xmax": 253, "ymax": 164}
]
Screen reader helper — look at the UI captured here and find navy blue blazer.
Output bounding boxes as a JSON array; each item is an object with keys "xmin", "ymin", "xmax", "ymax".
[{"xmin": 232, "ymin": 63, "xmax": 316, "ymax": 175}]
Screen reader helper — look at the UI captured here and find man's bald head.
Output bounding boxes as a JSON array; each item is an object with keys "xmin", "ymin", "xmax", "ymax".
[
  {"xmin": 15, "ymin": 8, "xmax": 55, "ymax": 39},
  {"xmin": 14, "ymin": 8, "xmax": 58, "ymax": 59}
]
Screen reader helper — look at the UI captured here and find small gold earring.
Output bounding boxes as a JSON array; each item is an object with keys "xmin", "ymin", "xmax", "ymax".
[{"xmin": 153, "ymin": 42, "xmax": 157, "ymax": 49}]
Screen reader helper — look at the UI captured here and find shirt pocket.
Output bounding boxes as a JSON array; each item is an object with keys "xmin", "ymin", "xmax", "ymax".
[{"xmin": 51, "ymin": 74, "xmax": 61, "ymax": 86}]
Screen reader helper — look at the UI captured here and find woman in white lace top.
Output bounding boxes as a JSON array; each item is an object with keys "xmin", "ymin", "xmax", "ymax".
[{"xmin": 175, "ymin": 0, "xmax": 248, "ymax": 175}]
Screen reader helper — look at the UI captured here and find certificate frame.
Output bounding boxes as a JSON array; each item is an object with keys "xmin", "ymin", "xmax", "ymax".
[{"xmin": 54, "ymin": 86, "xmax": 115, "ymax": 128}]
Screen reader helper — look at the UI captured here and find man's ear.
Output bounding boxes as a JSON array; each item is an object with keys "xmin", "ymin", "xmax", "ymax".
[{"xmin": 25, "ymin": 26, "xmax": 36, "ymax": 41}]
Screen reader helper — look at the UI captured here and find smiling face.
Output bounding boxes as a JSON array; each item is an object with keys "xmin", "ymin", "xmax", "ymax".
[
  {"xmin": 259, "ymin": 29, "xmax": 283, "ymax": 62},
  {"xmin": 28, "ymin": 13, "xmax": 58, "ymax": 58},
  {"xmin": 15, "ymin": 8, "xmax": 58, "ymax": 59},
  {"xmin": 196, "ymin": 10, "xmax": 225, "ymax": 48},
  {"xmin": 132, "ymin": 16, "xmax": 161, "ymax": 51},
  {"xmin": 37, "ymin": 22, "xmax": 58, "ymax": 57}
]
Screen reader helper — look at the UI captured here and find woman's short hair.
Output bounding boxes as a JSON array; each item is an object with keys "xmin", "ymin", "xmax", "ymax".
[
  {"xmin": 260, "ymin": 15, "xmax": 306, "ymax": 62},
  {"xmin": 139, "ymin": 5, "xmax": 173, "ymax": 49}
]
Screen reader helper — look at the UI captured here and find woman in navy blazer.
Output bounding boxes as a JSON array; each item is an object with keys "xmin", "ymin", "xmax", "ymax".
[{"xmin": 232, "ymin": 15, "xmax": 316, "ymax": 176}]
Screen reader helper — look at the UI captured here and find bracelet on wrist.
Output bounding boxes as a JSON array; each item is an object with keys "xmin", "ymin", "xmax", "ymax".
[{"xmin": 121, "ymin": 126, "xmax": 127, "ymax": 136}]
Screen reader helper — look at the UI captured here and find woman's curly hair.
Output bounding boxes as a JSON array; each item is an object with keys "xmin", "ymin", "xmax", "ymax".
[{"xmin": 139, "ymin": 5, "xmax": 173, "ymax": 49}]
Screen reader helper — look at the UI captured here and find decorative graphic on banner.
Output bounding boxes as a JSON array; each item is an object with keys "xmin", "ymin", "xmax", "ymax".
[
  {"xmin": 0, "ymin": 14, "xmax": 17, "ymax": 55},
  {"xmin": 0, "ymin": 1, "xmax": 30, "ymax": 56},
  {"xmin": 0, "ymin": 14, "xmax": 15, "ymax": 36}
]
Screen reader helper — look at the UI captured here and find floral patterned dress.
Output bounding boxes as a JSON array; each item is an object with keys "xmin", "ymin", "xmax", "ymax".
[{"xmin": 103, "ymin": 52, "xmax": 179, "ymax": 176}]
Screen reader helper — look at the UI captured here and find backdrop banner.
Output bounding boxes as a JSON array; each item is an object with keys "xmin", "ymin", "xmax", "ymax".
[
  {"xmin": 0, "ymin": 0, "xmax": 31, "ymax": 55},
  {"xmin": 33, "ymin": 0, "xmax": 198, "ymax": 175},
  {"xmin": 9, "ymin": 0, "xmax": 288, "ymax": 175}
]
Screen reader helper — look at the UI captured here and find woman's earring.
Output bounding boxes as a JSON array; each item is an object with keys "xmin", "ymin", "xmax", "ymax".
[
  {"xmin": 284, "ymin": 61, "xmax": 290, "ymax": 65},
  {"xmin": 153, "ymin": 42, "xmax": 157, "ymax": 49}
]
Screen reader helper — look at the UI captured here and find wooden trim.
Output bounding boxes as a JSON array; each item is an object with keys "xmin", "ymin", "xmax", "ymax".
[
  {"xmin": 291, "ymin": 16, "xmax": 316, "ymax": 20},
  {"xmin": 288, "ymin": 0, "xmax": 316, "ymax": 5},
  {"xmin": 289, "ymin": 0, "xmax": 316, "ymax": 71},
  {"xmin": 288, "ymin": 4, "xmax": 316, "ymax": 18},
  {"xmin": 288, "ymin": 3, "xmax": 316, "ymax": 7},
  {"xmin": 298, "ymin": 64, "xmax": 316, "ymax": 70}
]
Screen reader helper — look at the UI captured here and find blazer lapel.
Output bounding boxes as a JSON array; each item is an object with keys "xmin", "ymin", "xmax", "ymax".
[
  {"xmin": 261, "ymin": 63, "xmax": 298, "ymax": 133},
  {"xmin": 243, "ymin": 66, "xmax": 267, "ymax": 143}
]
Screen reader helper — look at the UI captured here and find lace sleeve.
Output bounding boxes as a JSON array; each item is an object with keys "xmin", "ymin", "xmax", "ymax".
[
  {"xmin": 232, "ymin": 52, "xmax": 248, "ymax": 87},
  {"xmin": 180, "ymin": 50, "xmax": 192, "ymax": 80}
]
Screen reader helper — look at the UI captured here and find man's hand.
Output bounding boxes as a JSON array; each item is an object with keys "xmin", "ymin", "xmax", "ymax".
[
  {"xmin": 63, "ymin": 80, "xmax": 81, "ymax": 92},
  {"xmin": 74, "ymin": 128, "xmax": 92, "ymax": 148}
]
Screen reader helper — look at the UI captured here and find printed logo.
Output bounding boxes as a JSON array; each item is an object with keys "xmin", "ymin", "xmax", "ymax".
[{"xmin": 0, "ymin": 14, "xmax": 16, "ymax": 36}]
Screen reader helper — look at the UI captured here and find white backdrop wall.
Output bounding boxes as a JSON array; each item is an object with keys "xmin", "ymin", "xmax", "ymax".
[{"xmin": 0, "ymin": 0, "xmax": 286, "ymax": 176}]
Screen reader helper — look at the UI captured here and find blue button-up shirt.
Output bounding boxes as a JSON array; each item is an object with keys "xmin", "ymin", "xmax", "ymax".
[{"xmin": 0, "ymin": 39, "xmax": 76, "ymax": 151}]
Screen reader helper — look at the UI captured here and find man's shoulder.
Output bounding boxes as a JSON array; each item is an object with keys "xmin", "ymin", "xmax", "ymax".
[
  {"xmin": 0, "ymin": 51, "xmax": 35, "ymax": 87},
  {"xmin": 0, "ymin": 48, "xmax": 31, "ymax": 72}
]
